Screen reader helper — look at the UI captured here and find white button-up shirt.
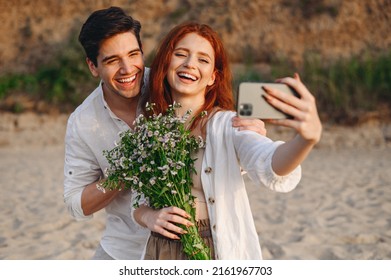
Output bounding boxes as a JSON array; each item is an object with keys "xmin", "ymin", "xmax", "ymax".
[
  {"xmin": 63, "ymin": 69, "xmax": 150, "ymax": 259},
  {"xmin": 201, "ymin": 111, "xmax": 301, "ymax": 259}
]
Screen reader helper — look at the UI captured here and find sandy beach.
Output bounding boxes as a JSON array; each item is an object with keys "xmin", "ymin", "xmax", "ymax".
[{"xmin": 0, "ymin": 112, "xmax": 390, "ymax": 260}]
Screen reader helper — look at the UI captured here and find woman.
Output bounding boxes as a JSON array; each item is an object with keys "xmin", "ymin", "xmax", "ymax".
[{"xmin": 133, "ymin": 22, "xmax": 322, "ymax": 259}]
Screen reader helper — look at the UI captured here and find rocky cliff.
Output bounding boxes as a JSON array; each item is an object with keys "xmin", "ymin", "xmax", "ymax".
[{"xmin": 1, "ymin": 0, "xmax": 390, "ymax": 74}]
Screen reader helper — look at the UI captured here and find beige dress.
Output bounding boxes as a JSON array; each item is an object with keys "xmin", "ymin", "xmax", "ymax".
[{"xmin": 143, "ymin": 147, "xmax": 215, "ymax": 260}]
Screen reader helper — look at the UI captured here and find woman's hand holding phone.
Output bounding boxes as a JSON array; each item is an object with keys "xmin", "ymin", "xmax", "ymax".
[{"xmin": 263, "ymin": 73, "xmax": 322, "ymax": 145}]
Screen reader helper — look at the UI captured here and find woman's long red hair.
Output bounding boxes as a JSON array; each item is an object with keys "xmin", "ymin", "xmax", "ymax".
[{"xmin": 147, "ymin": 22, "xmax": 235, "ymax": 130}]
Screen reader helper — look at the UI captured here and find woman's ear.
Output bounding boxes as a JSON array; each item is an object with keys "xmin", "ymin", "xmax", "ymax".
[
  {"xmin": 86, "ymin": 58, "xmax": 99, "ymax": 78},
  {"xmin": 207, "ymin": 71, "xmax": 216, "ymax": 86}
]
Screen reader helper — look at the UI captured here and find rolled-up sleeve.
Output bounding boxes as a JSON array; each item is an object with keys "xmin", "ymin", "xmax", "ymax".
[
  {"xmin": 63, "ymin": 114, "xmax": 100, "ymax": 221},
  {"xmin": 233, "ymin": 129, "xmax": 301, "ymax": 193}
]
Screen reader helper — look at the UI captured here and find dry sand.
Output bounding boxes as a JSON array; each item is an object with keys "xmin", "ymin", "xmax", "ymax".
[{"xmin": 0, "ymin": 112, "xmax": 390, "ymax": 260}]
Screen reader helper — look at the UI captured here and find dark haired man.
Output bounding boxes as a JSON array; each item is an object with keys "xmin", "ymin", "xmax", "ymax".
[{"xmin": 64, "ymin": 7, "xmax": 149, "ymax": 260}]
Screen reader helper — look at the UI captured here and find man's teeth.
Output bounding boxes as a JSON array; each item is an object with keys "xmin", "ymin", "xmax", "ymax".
[
  {"xmin": 178, "ymin": 72, "xmax": 197, "ymax": 81},
  {"xmin": 118, "ymin": 75, "xmax": 136, "ymax": 83}
]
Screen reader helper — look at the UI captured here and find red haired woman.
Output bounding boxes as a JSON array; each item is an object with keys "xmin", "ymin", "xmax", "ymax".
[{"xmin": 133, "ymin": 22, "xmax": 322, "ymax": 260}]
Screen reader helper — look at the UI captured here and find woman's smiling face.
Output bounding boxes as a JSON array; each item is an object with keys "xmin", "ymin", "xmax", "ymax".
[{"xmin": 166, "ymin": 32, "xmax": 216, "ymax": 101}]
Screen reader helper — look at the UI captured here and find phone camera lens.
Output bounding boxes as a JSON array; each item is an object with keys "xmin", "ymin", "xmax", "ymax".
[{"xmin": 239, "ymin": 103, "xmax": 252, "ymax": 116}]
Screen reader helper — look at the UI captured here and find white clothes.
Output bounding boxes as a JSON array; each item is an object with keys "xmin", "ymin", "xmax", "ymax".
[
  {"xmin": 63, "ymin": 69, "xmax": 150, "ymax": 259},
  {"xmin": 133, "ymin": 110, "xmax": 301, "ymax": 260},
  {"xmin": 201, "ymin": 111, "xmax": 301, "ymax": 259}
]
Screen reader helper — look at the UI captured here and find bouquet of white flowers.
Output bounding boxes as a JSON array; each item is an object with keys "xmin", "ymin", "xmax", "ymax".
[{"xmin": 101, "ymin": 102, "xmax": 211, "ymax": 260}]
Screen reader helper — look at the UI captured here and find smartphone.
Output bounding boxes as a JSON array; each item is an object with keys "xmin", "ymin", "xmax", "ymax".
[{"xmin": 237, "ymin": 82, "xmax": 298, "ymax": 119}]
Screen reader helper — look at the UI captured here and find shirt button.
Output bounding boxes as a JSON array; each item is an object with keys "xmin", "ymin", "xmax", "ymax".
[
  {"xmin": 204, "ymin": 167, "xmax": 212, "ymax": 173},
  {"xmin": 212, "ymin": 224, "xmax": 216, "ymax": 231},
  {"xmin": 208, "ymin": 197, "xmax": 215, "ymax": 204}
]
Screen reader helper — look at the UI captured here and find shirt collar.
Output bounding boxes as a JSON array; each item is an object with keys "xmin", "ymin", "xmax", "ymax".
[{"xmin": 98, "ymin": 79, "xmax": 147, "ymax": 122}]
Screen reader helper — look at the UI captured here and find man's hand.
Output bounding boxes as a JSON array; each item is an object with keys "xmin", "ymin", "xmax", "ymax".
[
  {"xmin": 81, "ymin": 180, "xmax": 122, "ymax": 216},
  {"xmin": 232, "ymin": 116, "xmax": 267, "ymax": 136}
]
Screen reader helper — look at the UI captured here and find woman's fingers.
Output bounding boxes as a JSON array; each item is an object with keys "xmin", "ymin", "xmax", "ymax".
[
  {"xmin": 276, "ymin": 73, "xmax": 313, "ymax": 101},
  {"xmin": 262, "ymin": 92, "xmax": 305, "ymax": 120},
  {"xmin": 149, "ymin": 206, "xmax": 193, "ymax": 240},
  {"xmin": 264, "ymin": 73, "xmax": 322, "ymax": 144}
]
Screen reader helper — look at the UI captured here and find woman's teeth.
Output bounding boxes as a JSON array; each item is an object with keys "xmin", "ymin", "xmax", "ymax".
[{"xmin": 178, "ymin": 72, "xmax": 197, "ymax": 81}]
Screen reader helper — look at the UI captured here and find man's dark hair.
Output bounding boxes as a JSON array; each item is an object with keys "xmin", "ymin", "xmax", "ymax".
[{"xmin": 78, "ymin": 6, "xmax": 142, "ymax": 66}]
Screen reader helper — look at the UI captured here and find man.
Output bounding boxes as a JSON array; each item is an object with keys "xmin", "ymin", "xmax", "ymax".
[{"xmin": 63, "ymin": 6, "xmax": 266, "ymax": 260}]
